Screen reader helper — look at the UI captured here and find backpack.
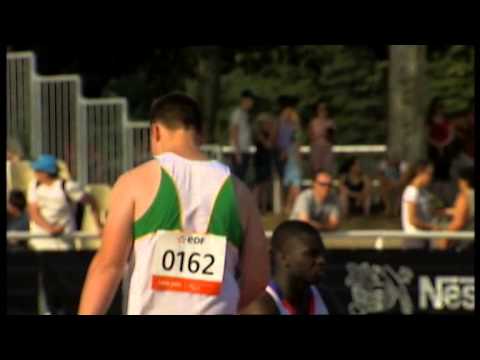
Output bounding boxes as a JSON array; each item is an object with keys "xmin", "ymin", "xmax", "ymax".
[{"xmin": 35, "ymin": 179, "xmax": 84, "ymax": 230}]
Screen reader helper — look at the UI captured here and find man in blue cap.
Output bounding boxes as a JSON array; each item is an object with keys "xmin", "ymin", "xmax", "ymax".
[{"xmin": 27, "ymin": 154, "xmax": 102, "ymax": 251}]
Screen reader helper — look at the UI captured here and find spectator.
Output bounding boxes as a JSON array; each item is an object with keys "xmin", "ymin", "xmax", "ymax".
[
  {"xmin": 438, "ymin": 166, "xmax": 475, "ymax": 250},
  {"xmin": 426, "ymin": 99, "xmax": 457, "ymax": 205},
  {"xmin": 450, "ymin": 109, "xmax": 475, "ymax": 181},
  {"xmin": 283, "ymin": 110, "xmax": 303, "ymax": 215},
  {"xmin": 253, "ymin": 113, "xmax": 275, "ymax": 214},
  {"xmin": 7, "ymin": 137, "xmax": 24, "ymax": 162},
  {"xmin": 7, "ymin": 190, "xmax": 29, "ymax": 249},
  {"xmin": 339, "ymin": 158, "xmax": 372, "ymax": 217},
  {"xmin": 401, "ymin": 160, "xmax": 438, "ymax": 249},
  {"xmin": 27, "ymin": 154, "xmax": 102, "ymax": 251},
  {"xmin": 309, "ymin": 100, "xmax": 336, "ymax": 176},
  {"xmin": 229, "ymin": 90, "xmax": 256, "ymax": 182},
  {"xmin": 7, "ymin": 190, "xmax": 29, "ymax": 231},
  {"xmin": 275, "ymin": 96, "xmax": 299, "ymax": 180},
  {"xmin": 290, "ymin": 169, "xmax": 341, "ymax": 232},
  {"xmin": 377, "ymin": 156, "xmax": 410, "ymax": 217}
]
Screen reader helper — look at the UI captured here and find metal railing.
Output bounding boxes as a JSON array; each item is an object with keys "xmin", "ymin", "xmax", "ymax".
[
  {"xmin": 7, "ymin": 51, "xmax": 389, "ymax": 192},
  {"xmin": 7, "ymin": 230, "xmax": 475, "ymax": 251}
]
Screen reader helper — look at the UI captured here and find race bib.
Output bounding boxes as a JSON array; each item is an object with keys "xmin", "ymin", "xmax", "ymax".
[{"xmin": 151, "ymin": 231, "xmax": 227, "ymax": 296}]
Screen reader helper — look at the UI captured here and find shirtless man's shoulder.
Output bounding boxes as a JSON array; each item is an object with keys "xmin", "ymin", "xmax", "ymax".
[{"xmin": 239, "ymin": 291, "xmax": 279, "ymax": 315}]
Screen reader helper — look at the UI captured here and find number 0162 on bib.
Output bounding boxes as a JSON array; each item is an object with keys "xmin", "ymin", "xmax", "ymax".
[{"xmin": 151, "ymin": 231, "xmax": 227, "ymax": 296}]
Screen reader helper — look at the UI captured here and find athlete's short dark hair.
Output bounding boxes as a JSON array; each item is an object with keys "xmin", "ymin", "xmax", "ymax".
[
  {"xmin": 150, "ymin": 93, "xmax": 203, "ymax": 133},
  {"xmin": 271, "ymin": 221, "xmax": 325, "ymax": 254}
]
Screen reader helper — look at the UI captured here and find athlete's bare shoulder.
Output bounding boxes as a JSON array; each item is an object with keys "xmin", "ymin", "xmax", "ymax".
[
  {"xmin": 122, "ymin": 160, "xmax": 159, "ymax": 179},
  {"xmin": 112, "ymin": 160, "xmax": 161, "ymax": 201},
  {"xmin": 239, "ymin": 291, "xmax": 279, "ymax": 315}
]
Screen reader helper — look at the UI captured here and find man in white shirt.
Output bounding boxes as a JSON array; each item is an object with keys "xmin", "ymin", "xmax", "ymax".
[
  {"xmin": 27, "ymin": 154, "xmax": 102, "ymax": 251},
  {"xmin": 229, "ymin": 90, "xmax": 255, "ymax": 182}
]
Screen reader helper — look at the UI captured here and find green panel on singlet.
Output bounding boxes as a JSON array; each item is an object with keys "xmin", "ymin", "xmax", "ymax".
[
  {"xmin": 207, "ymin": 177, "xmax": 244, "ymax": 249},
  {"xmin": 133, "ymin": 168, "xmax": 181, "ymax": 240}
]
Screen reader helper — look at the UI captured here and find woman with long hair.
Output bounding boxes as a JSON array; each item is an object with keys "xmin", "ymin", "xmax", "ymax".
[
  {"xmin": 308, "ymin": 100, "xmax": 336, "ymax": 176},
  {"xmin": 401, "ymin": 160, "xmax": 438, "ymax": 249},
  {"xmin": 438, "ymin": 166, "xmax": 475, "ymax": 250}
]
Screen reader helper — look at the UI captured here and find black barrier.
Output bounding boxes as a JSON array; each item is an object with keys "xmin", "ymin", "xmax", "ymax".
[
  {"xmin": 322, "ymin": 250, "xmax": 474, "ymax": 315},
  {"xmin": 7, "ymin": 251, "xmax": 122, "ymax": 315},
  {"xmin": 6, "ymin": 249, "xmax": 474, "ymax": 315}
]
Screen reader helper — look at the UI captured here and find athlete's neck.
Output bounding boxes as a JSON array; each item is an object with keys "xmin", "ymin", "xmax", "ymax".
[
  {"xmin": 152, "ymin": 136, "xmax": 208, "ymax": 162},
  {"xmin": 273, "ymin": 271, "xmax": 310, "ymax": 308}
]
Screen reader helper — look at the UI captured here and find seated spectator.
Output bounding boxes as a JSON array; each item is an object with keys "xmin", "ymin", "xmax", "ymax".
[
  {"xmin": 377, "ymin": 156, "xmax": 410, "ymax": 217},
  {"xmin": 27, "ymin": 154, "xmax": 103, "ymax": 251},
  {"xmin": 253, "ymin": 113, "xmax": 275, "ymax": 214},
  {"xmin": 290, "ymin": 169, "xmax": 340, "ymax": 232},
  {"xmin": 339, "ymin": 158, "xmax": 372, "ymax": 217},
  {"xmin": 439, "ymin": 166, "xmax": 475, "ymax": 250},
  {"xmin": 401, "ymin": 160, "xmax": 438, "ymax": 249},
  {"xmin": 7, "ymin": 190, "xmax": 30, "ymax": 249},
  {"xmin": 7, "ymin": 190, "xmax": 29, "ymax": 230}
]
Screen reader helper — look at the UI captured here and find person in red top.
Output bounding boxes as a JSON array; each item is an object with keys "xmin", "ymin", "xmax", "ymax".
[{"xmin": 426, "ymin": 98, "xmax": 457, "ymax": 205}]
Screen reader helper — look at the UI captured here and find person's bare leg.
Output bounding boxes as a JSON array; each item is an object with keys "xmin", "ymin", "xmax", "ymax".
[
  {"xmin": 363, "ymin": 191, "xmax": 372, "ymax": 216},
  {"xmin": 285, "ymin": 185, "xmax": 300, "ymax": 216},
  {"xmin": 339, "ymin": 189, "xmax": 350, "ymax": 218},
  {"xmin": 380, "ymin": 180, "xmax": 392, "ymax": 216}
]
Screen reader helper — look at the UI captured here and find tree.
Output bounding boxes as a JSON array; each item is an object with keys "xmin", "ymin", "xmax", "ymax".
[{"xmin": 388, "ymin": 45, "xmax": 428, "ymax": 163}]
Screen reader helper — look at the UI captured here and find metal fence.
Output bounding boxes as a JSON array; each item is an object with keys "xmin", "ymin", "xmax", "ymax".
[
  {"xmin": 38, "ymin": 75, "xmax": 81, "ymax": 179},
  {"xmin": 80, "ymin": 98, "xmax": 129, "ymax": 185},
  {"xmin": 7, "ymin": 52, "xmax": 132, "ymax": 186},
  {"xmin": 6, "ymin": 52, "xmax": 36, "ymax": 159},
  {"xmin": 6, "ymin": 230, "xmax": 475, "ymax": 252},
  {"xmin": 6, "ymin": 51, "xmax": 388, "ymax": 191}
]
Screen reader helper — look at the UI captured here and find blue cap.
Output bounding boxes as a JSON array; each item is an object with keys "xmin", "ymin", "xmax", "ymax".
[{"xmin": 32, "ymin": 154, "xmax": 58, "ymax": 175}]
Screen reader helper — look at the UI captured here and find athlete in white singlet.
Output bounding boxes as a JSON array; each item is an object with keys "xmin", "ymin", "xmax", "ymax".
[
  {"xmin": 240, "ymin": 221, "xmax": 329, "ymax": 315},
  {"xmin": 78, "ymin": 93, "xmax": 269, "ymax": 315}
]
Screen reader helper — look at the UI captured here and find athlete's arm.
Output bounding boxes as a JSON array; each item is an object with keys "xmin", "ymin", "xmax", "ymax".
[
  {"xmin": 78, "ymin": 173, "xmax": 134, "ymax": 315},
  {"xmin": 235, "ymin": 179, "xmax": 270, "ymax": 310},
  {"xmin": 239, "ymin": 293, "xmax": 278, "ymax": 315}
]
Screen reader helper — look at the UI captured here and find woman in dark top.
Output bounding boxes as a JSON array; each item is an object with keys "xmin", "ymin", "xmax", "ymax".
[
  {"xmin": 253, "ymin": 113, "xmax": 275, "ymax": 214},
  {"xmin": 339, "ymin": 158, "xmax": 372, "ymax": 217},
  {"xmin": 426, "ymin": 99, "xmax": 458, "ymax": 205}
]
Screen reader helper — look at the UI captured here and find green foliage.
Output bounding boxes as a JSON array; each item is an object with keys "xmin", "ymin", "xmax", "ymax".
[
  {"xmin": 428, "ymin": 45, "xmax": 475, "ymax": 112},
  {"xmin": 215, "ymin": 46, "xmax": 388, "ymax": 145},
  {"xmin": 101, "ymin": 45, "xmax": 474, "ymax": 144}
]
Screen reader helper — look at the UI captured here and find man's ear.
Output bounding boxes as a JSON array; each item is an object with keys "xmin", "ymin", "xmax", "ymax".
[{"xmin": 152, "ymin": 123, "xmax": 162, "ymax": 143}]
